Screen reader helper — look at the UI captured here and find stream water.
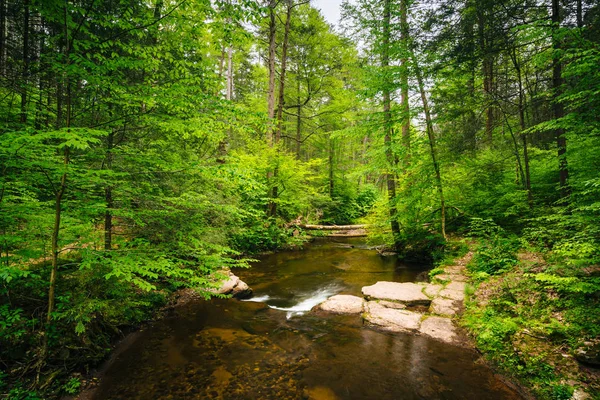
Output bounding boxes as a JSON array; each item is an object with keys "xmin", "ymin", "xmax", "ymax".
[{"xmin": 89, "ymin": 238, "xmax": 523, "ymax": 399}]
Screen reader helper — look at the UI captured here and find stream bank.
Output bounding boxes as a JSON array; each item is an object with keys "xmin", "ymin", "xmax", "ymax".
[{"xmin": 77, "ymin": 237, "xmax": 524, "ymax": 400}]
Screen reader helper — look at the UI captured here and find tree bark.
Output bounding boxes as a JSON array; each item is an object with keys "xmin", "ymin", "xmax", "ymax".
[
  {"xmin": 329, "ymin": 135, "xmax": 334, "ymax": 197},
  {"xmin": 275, "ymin": 0, "xmax": 292, "ymax": 143},
  {"xmin": 413, "ymin": 54, "xmax": 446, "ymax": 239},
  {"xmin": 265, "ymin": 0, "xmax": 277, "ymax": 216},
  {"xmin": 20, "ymin": 0, "xmax": 30, "ymax": 123},
  {"xmin": 400, "ymin": 0, "xmax": 410, "ymax": 161},
  {"xmin": 511, "ymin": 49, "xmax": 533, "ymax": 207},
  {"xmin": 552, "ymin": 0, "xmax": 569, "ymax": 199},
  {"xmin": 382, "ymin": 0, "xmax": 401, "ymax": 246},
  {"xmin": 477, "ymin": 5, "xmax": 494, "ymax": 145},
  {"xmin": 104, "ymin": 131, "xmax": 114, "ymax": 250},
  {"xmin": 266, "ymin": 0, "xmax": 277, "ymax": 145},
  {"xmin": 42, "ymin": 3, "xmax": 71, "ymax": 369},
  {"xmin": 0, "ymin": 0, "xmax": 6, "ymax": 75},
  {"xmin": 295, "ymin": 75, "xmax": 301, "ymax": 158}
]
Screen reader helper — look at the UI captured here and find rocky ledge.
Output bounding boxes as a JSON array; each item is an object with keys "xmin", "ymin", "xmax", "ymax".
[{"xmin": 315, "ymin": 252, "xmax": 474, "ymax": 346}]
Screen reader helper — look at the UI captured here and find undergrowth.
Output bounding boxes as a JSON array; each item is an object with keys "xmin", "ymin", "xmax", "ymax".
[{"xmin": 461, "ymin": 218, "xmax": 600, "ymax": 399}]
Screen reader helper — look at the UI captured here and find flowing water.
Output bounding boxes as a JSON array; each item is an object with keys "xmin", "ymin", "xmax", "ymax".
[{"xmin": 89, "ymin": 238, "xmax": 523, "ymax": 400}]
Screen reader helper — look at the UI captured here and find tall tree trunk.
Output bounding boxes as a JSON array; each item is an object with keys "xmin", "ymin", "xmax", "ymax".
[
  {"xmin": 329, "ymin": 135, "xmax": 334, "ymax": 198},
  {"xmin": 413, "ymin": 54, "xmax": 446, "ymax": 239},
  {"xmin": 41, "ymin": 3, "xmax": 71, "ymax": 370},
  {"xmin": 511, "ymin": 49, "xmax": 533, "ymax": 207},
  {"xmin": 477, "ymin": 5, "xmax": 494, "ymax": 145},
  {"xmin": 382, "ymin": 0, "xmax": 401, "ymax": 247},
  {"xmin": 577, "ymin": 0, "xmax": 583, "ymax": 28},
  {"xmin": 552, "ymin": 0, "xmax": 569, "ymax": 199},
  {"xmin": 266, "ymin": 0, "xmax": 277, "ymax": 145},
  {"xmin": 104, "ymin": 131, "xmax": 114, "ymax": 250},
  {"xmin": 275, "ymin": 0, "xmax": 292, "ymax": 143},
  {"xmin": 296, "ymin": 76, "xmax": 301, "ymax": 159},
  {"xmin": 399, "ymin": 0, "xmax": 410, "ymax": 161},
  {"xmin": 20, "ymin": 0, "xmax": 30, "ymax": 123},
  {"xmin": 266, "ymin": 0, "xmax": 278, "ymax": 216},
  {"xmin": 0, "ymin": 0, "xmax": 6, "ymax": 75},
  {"xmin": 226, "ymin": 45, "xmax": 233, "ymax": 100}
]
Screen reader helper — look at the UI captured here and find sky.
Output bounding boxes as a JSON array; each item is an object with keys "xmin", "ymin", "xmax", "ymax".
[{"xmin": 312, "ymin": 0, "xmax": 345, "ymax": 27}]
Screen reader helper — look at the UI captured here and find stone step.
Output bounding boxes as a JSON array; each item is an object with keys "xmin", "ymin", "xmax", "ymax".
[{"xmin": 362, "ymin": 281, "xmax": 432, "ymax": 306}]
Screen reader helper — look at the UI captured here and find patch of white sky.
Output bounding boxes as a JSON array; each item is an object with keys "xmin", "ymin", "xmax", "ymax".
[{"xmin": 311, "ymin": 0, "xmax": 346, "ymax": 28}]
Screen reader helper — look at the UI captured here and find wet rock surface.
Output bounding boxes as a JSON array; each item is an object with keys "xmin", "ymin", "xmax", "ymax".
[
  {"xmin": 316, "ymin": 294, "xmax": 364, "ymax": 314},
  {"xmin": 419, "ymin": 316, "xmax": 458, "ymax": 344},
  {"xmin": 357, "ymin": 252, "xmax": 473, "ymax": 345},
  {"xmin": 364, "ymin": 301, "xmax": 422, "ymax": 332}
]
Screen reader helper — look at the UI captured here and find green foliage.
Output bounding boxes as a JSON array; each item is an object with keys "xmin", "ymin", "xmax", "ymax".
[
  {"xmin": 62, "ymin": 378, "xmax": 81, "ymax": 395},
  {"xmin": 321, "ymin": 184, "xmax": 378, "ymax": 225},
  {"xmin": 469, "ymin": 236, "xmax": 519, "ymax": 275}
]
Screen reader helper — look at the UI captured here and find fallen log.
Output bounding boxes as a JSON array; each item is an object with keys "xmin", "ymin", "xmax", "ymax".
[{"xmin": 298, "ymin": 224, "xmax": 368, "ymax": 231}]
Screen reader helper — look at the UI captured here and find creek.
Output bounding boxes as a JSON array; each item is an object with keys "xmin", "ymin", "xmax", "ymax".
[{"xmin": 89, "ymin": 237, "xmax": 522, "ymax": 399}]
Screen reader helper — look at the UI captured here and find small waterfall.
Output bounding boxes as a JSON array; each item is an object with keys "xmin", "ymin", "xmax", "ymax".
[{"xmin": 267, "ymin": 285, "xmax": 341, "ymax": 319}]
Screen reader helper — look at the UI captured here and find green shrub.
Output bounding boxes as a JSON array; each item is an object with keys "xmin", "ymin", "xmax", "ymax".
[{"xmin": 469, "ymin": 236, "xmax": 519, "ymax": 274}]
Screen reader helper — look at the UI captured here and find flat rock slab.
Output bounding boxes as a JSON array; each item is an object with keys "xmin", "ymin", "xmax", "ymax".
[
  {"xmin": 423, "ymin": 284, "xmax": 442, "ymax": 298},
  {"xmin": 362, "ymin": 282, "xmax": 431, "ymax": 306},
  {"xmin": 439, "ymin": 281, "xmax": 466, "ymax": 301},
  {"xmin": 317, "ymin": 295, "xmax": 364, "ymax": 314},
  {"xmin": 430, "ymin": 298, "xmax": 459, "ymax": 316},
  {"xmin": 439, "ymin": 288, "xmax": 465, "ymax": 301},
  {"xmin": 364, "ymin": 301, "xmax": 422, "ymax": 332},
  {"xmin": 419, "ymin": 316, "xmax": 457, "ymax": 344},
  {"xmin": 377, "ymin": 300, "xmax": 407, "ymax": 310},
  {"xmin": 445, "ymin": 281, "xmax": 466, "ymax": 292}
]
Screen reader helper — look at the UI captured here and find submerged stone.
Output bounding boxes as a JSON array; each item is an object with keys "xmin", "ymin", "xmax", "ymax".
[
  {"xmin": 362, "ymin": 281, "xmax": 431, "ymax": 306},
  {"xmin": 364, "ymin": 301, "xmax": 422, "ymax": 332},
  {"xmin": 317, "ymin": 295, "xmax": 364, "ymax": 314}
]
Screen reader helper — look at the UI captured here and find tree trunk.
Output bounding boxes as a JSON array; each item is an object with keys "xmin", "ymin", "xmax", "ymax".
[
  {"xmin": 275, "ymin": 0, "xmax": 292, "ymax": 143},
  {"xmin": 104, "ymin": 131, "xmax": 114, "ymax": 250},
  {"xmin": 0, "ymin": 0, "xmax": 6, "ymax": 75},
  {"xmin": 577, "ymin": 0, "xmax": 583, "ymax": 28},
  {"xmin": 511, "ymin": 49, "xmax": 533, "ymax": 207},
  {"xmin": 295, "ymin": 76, "xmax": 301, "ymax": 159},
  {"xmin": 400, "ymin": 0, "xmax": 410, "ymax": 161},
  {"xmin": 20, "ymin": 0, "xmax": 30, "ymax": 123},
  {"xmin": 265, "ymin": 0, "xmax": 278, "ymax": 216},
  {"xmin": 226, "ymin": 45, "xmax": 233, "ymax": 100},
  {"xmin": 382, "ymin": 0, "xmax": 401, "ymax": 246},
  {"xmin": 413, "ymin": 54, "xmax": 446, "ymax": 239},
  {"xmin": 552, "ymin": 0, "xmax": 569, "ymax": 199},
  {"xmin": 266, "ymin": 0, "xmax": 277, "ymax": 145},
  {"xmin": 329, "ymin": 135, "xmax": 334, "ymax": 197},
  {"xmin": 477, "ymin": 5, "xmax": 494, "ymax": 145}
]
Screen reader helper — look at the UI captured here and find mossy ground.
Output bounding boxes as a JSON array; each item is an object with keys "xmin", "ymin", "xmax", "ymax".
[{"xmin": 461, "ymin": 248, "xmax": 600, "ymax": 400}]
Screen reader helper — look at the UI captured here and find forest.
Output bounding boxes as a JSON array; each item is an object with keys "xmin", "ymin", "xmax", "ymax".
[{"xmin": 0, "ymin": 0, "xmax": 599, "ymax": 398}]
